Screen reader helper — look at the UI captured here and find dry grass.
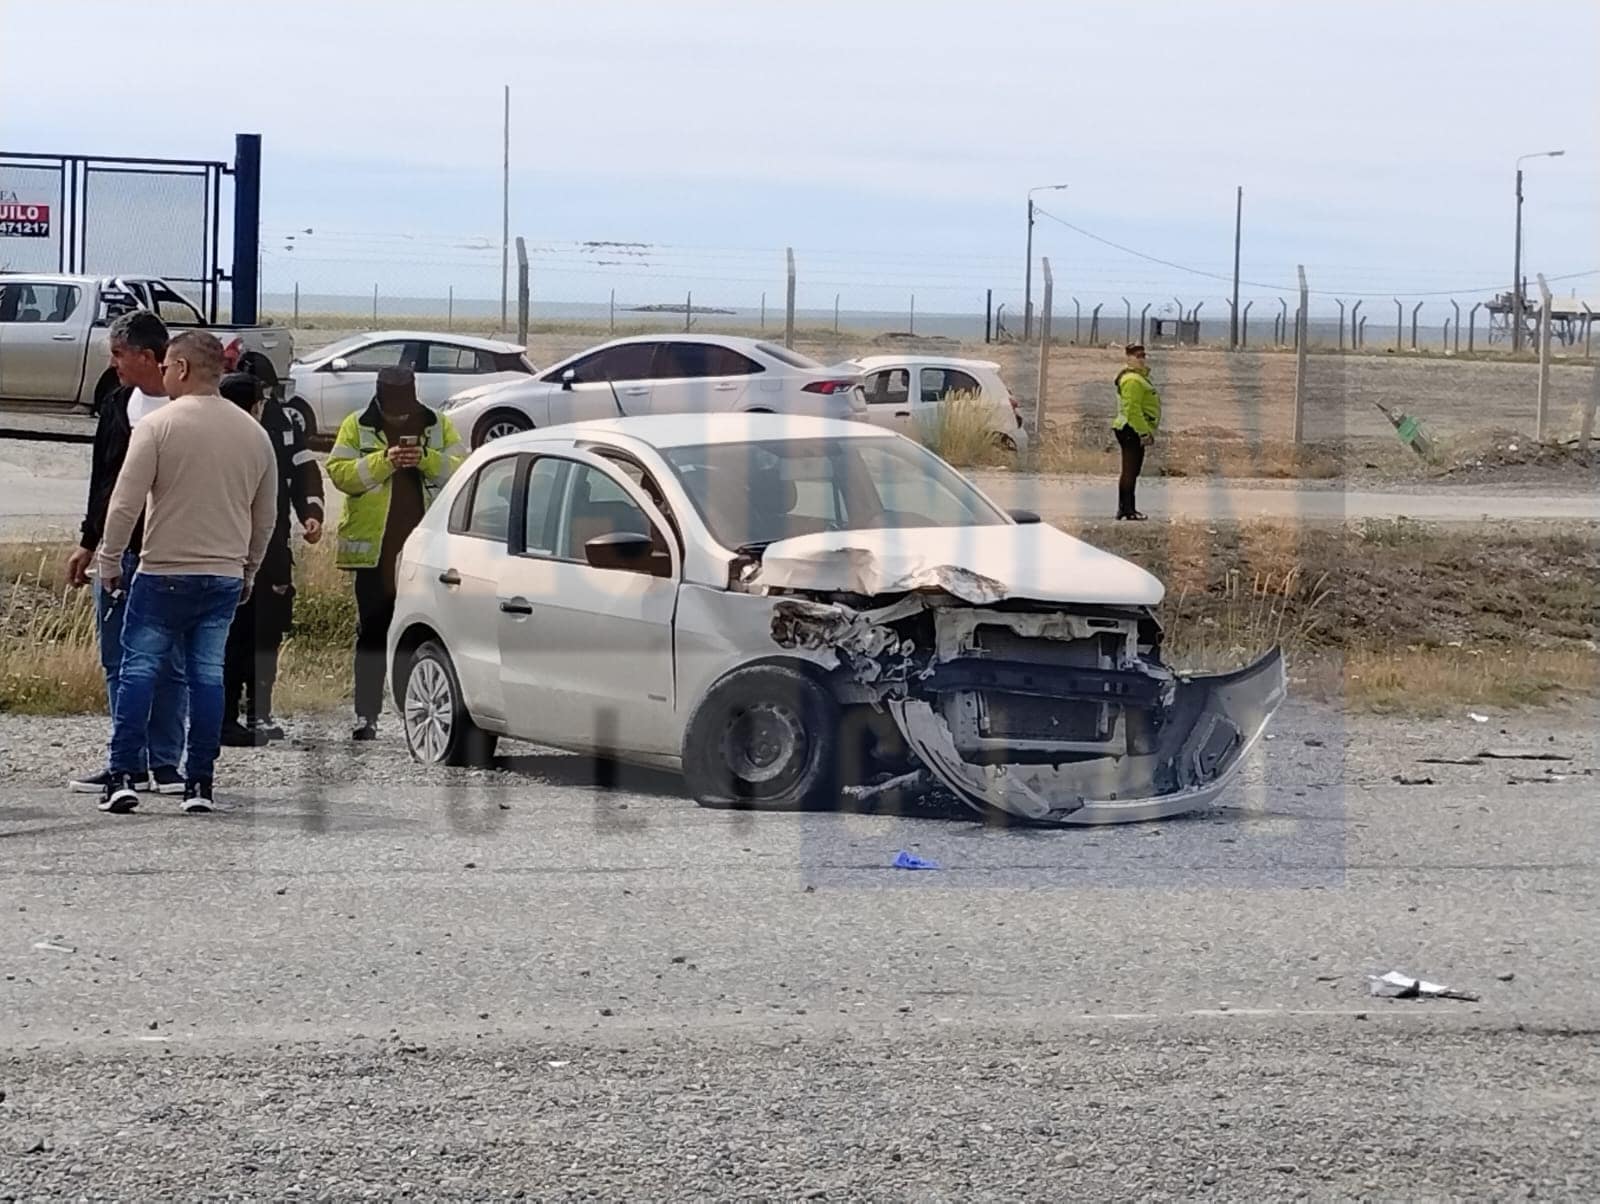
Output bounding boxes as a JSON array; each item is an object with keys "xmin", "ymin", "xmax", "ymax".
[
  {"xmin": 0, "ymin": 539, "xmax": 356, "ymax": 716},
  {"xmin": 3, "ymin": 521, "xmax": 1595, "ymax": 717},
  {"xmin": 912, "ymin": 392, "xmax": 1009, "ymax": 465}
]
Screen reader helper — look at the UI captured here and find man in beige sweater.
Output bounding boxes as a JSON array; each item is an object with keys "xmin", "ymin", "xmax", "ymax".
[{"xmin": 95, "ymin": 330, "xmax": 277, "ymax": 814}]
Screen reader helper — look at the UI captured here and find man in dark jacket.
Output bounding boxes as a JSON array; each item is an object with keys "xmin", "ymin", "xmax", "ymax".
[
  {"xmin": 218, "ymin": 371, "xmax": 325, "ymax": 745},
  {"xmin": 64, "ymin": 311, "xmax": 188, "ymax": 796}
]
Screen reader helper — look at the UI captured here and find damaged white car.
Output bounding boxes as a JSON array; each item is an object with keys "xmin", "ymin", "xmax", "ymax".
[{"xmin": 388, "ymin": 414, "xmax": 1285, "ymax": 824}]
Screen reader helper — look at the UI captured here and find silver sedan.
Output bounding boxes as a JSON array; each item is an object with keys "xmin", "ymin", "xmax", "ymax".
[{"xmin": 387, "ymin": 414, "xmax": 1284, "ymax": 825}]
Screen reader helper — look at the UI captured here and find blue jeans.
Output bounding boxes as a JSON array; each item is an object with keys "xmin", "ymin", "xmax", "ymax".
[
  {"xmin": 96, "ymin": 551, "xmax": 187, "ymax": 772},
  {"xmin": 109, "ymin": 573, "xmax": 244, "ymax": 785}
]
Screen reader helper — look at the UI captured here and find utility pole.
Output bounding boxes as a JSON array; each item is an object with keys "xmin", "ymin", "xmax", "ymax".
[
  {"xmin": 500, "ymin": 84, "xmax": 510, "ymax": 335},
  {"xmin": 1230, "ymin": 186, "xmax": 1243, "ymax": 350},
  {"xmin": 1513, "ymin": 150, "xmax": 1566, "ymax": 352},
  {"xmin": 1024, "ymin": 184, "xmax": 1068, "ymax": 342}
]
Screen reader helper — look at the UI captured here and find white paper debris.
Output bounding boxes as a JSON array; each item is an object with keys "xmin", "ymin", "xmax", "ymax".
[{"xmin": 1367, "ymin": 970, "xmax": 1480, "ymax": 1002}]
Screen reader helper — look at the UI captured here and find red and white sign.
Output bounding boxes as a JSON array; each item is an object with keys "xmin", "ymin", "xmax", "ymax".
[{"xmin": 0, "ymin": 201, "xmax": 51, "ymax": 238}]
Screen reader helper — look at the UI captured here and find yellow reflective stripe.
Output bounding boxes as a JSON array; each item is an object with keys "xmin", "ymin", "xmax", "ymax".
[
  {"xmin": 355, "ymin": 456, "xmax": 378, "ymax": 490},
  {"xmin": 291, "ymin": 449, "xmax": 317, "ymax": 466},
  {"xmin": 328, "ymin": 444, "xmax": 359, "ymax": 460}
]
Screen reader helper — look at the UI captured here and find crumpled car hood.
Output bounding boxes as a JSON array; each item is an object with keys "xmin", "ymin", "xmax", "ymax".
[{"xmin": 752, "ymin": 525, "xmax": 1165, "ymax": 606}]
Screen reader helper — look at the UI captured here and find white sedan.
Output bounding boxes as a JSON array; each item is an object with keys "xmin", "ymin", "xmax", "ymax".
[
  {"xmin": 850, "ymin": 354, "xmax": 1028, "ymax": 452},
  {"xmin": 284, "ymin": 331, "xmax": 536, "ymax": 438},
  {"xmin": 441, "ymin": 334, "xmax": 867, "ymax": 448},
  {"xmin": 387, "ymin": 414, "xmax": 1285, "ymax": 825}
]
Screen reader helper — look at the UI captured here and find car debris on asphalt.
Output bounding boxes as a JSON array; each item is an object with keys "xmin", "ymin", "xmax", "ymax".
[{"xmin": 1367, "ymin": 970, "xmax": 1481, "ymax": 1002}]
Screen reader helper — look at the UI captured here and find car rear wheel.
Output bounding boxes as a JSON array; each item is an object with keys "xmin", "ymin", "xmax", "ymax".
[
  {"xmin": 682, "ymin": 665, "xmax": 839, "ymax": 809},
  {"xmin": 401, "ymin": 641, "xmax": 498, "ymax": 768},
  {"xmin": 991, "ymin": 430, "xmax": 1019, "ymax": 453},
  {"xmin": 473, "ymin": 409, "xmax": 532, "ymax": 447}
]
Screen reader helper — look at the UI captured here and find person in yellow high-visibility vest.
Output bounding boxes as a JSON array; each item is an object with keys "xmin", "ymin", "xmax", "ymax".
[
  {"xmin": 327, "ymin": 367, "xmax": 466, "ymax": 739},
  {"xmin": 1111, "ymin": 343, "xmax": 1161, "ymax": 520}
]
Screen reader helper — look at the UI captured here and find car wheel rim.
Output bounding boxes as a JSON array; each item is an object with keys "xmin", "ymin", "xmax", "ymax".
[
  {"xmin": 484, "ymin": 419, "xmax": 523, "ymax": 442},
  {"xmin": 404, "ymin": 658, "xmax": 455, "ymax": 763},
  {"xmin": 722, "ymin": 703, "xmax": 807, "ymax": 790}
]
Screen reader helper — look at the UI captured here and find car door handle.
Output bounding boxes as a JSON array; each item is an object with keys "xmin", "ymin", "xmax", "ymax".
[
  {"xmin": 895, "ymin": 410, "xmax": 911, "ymax": 418},
  {"xmin": 438, "ymin": 569, "xmax": 461, "ymax": 586},
  {"xmin": 714, "ymin": 382, "xmax": 738, "ymax": 391},
  {"xmin": 499, "ymin": 598, "xmax": 533, "ymax": 615},
  {"xmin": 52, "ymin": 333, "xmax": 76, "ymax": 342},
  {"xmin": 622, "ymin": 386, "xmax": 649, "ymax": 395}
]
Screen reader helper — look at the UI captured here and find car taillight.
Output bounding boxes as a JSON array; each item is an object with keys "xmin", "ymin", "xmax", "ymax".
[
  {"xmin": 802, "ymin": 380, "xmax": 857, "ymax": 394},
  {"xmin": 223, "ymin": 336, "xmax": 244, "ymax": 371}
]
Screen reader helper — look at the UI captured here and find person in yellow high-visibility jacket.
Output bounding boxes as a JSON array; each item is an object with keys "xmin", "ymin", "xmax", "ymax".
[
  {"xmin": 327, "ymin": 367, "xmax": 466, "ymax": 739},
  {"xmin": 1111, "ymin": 343, "xmax": 1161, "ymax": 520}
]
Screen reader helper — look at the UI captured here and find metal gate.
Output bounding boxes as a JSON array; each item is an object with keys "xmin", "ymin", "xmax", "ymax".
[{"xmin": 0, "ymin": 150, "xmax": 228, "ymax": 321}]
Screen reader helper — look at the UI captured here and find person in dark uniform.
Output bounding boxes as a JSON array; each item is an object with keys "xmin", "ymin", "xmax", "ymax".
[{"xmin": 218, "ymin": 371, "xmax": 324, "ymax": 745}]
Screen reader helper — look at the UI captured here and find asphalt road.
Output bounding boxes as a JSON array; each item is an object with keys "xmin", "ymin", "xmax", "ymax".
[
  {"xmin": 3, "ymin": 701, "xmax": 1597, "ymax": 1197},
  {"xmin": 3, "ymin": 434, "xmax": 1600, "ymax": 547}
]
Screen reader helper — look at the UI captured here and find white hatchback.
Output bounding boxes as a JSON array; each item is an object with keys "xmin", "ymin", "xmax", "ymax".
[
  {"xmin": 284, "ymin": 331, "xmax": 536, "ymax": 438},
  {"xmin": 442, "ymin": 334, "xmax": 867, "ymax": 448},
  {"xmin": 849, "ymin": 354, "xmax": 1027, "ymax": 452}
]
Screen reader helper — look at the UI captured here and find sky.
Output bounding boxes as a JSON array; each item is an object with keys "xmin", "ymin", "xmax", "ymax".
[{"xmin": 2, "ymin": 0, "xmax": 1596, "ymax": 317}]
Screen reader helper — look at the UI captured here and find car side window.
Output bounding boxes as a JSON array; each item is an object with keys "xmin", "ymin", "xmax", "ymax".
[
  {"xmin": 653, "ymin": 342, "xmax": 713, "ymax": 379},
  {"xmin": 552, "ymin": 343, "xmax": 657, "ymax": 385},
  {"xmin": 425, "ymin": 344, "xmax": 495, "ymax": 374},
  {"xmin": 702, "ymin": 346, "xmax": 763, "ymax": 375},
  {"xmin": 149, "ymin": 282, "xmax": 203, "ymax": 326},
  {"xmin": 560, "ymin": 464, "xmax": 656, "ymax": 561},
  {"xmin": 920, "ymin": 367, "xmax": 981, "ymax": 403},
  {"xmin": 0, "ymin": 283, "xmax": 79, "ymax": 324},
  {"xmin": 462, "ymin": 456, "xmax": 519, "ymax": 543},
  {"xmin": 866, "ymin": 368, "xmax": 910, "ymax": 406},
  {"xmin": 519, "ymin": 457, "xmax": 567, "ymax": 557},
  {"xmin": 339, "ymin": 342, "xmax": 410, "ymax": 371}
]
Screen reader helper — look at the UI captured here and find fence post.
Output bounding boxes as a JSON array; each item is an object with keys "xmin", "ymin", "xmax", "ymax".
[
  {"xmin": 1584, "ymin": 303, "xmax": 1593, "ymax": 359},
  {"xmin": 1278, "ymin": 298, "xmax": 1289, "ymax": 347},
  {"xmin": 1090, "ymin": 302, "xmax": 1102, "ymax": 346},
  {"xmin": 685, "ymin": 290, "xmax": 692, "ymax": 333},
  {"xmin": 1468, "ymin": 302, "xmax": 1481, "ymax": 352},
  {"xmin": 609, "ymin": 288, "xmax": 615, "ymax": 334},
  {"xmin": 1035, "ymin": 258, "xmax": 1054, "ymax": 439},
  {"xmin": 784, "ymin": 248, "xmax": 796, "ymax": 350},
  {"xmin": 1293, "ymin": 305, "xmax": 1302, "ymax": 349},
  {"xmin": 1442, "ymin": 318, "xmax": 1450, "ymax": 350},
  {"xmin": 1242, "ymin": 300, "xmax": 1253, "ymax": 348},
  {"xmin": 836, "ymin": 293, "xmax": 842, "ymax": 336},
  {"xmin": 1411, "ymin": 302, "xmax": 1424, "ymax": 350},
  {"xmin": 985, "ymin": 289, "xmax": 992, "ymax": 343},
  {"xmin": 447, "ymin": 285, "xmax": 453, "ymax": 331},
  {"xmin": 1536, "ymin": 273, "xmax": 1553, "ymax": 441},
  {"xmin": 1451, "ymin": 299, "xmax": 1462, "ymax": 354},
  {"xmin": 515, "ymin": 237, "xmax": 530, "ymax": 345},
  {"xmin": 1293, "ymin": 266, "xmax": 1309, "ymax": 444},
  {"xmin": 1581, "ymin": 357, "xmax": 1598, "ymax": 460},
  {"xmin": 1336, "ymin": 299, "xmax": 1347, "ymax": 351},
  {"xmin": 372, "ymin": 282, "xmax": 378, "ymax": 328},
  {"xmin": 1072, "ymin": 298, "xmax": 1081, "ymax": 344},
  {"xmin": 1359, "ymin": 316, "xmax": 1367, "ymax": 347},
  {"xmin": 760, "ymin": 291, "xmax": 766, "ymax": 331},
  {"xmin": 1140, "ymin": 303, "xmax": 1150, "ymax": 345},
  {"xmin": 1350, "ymin": 300, "xmax": 1363, "ymax": 349}
]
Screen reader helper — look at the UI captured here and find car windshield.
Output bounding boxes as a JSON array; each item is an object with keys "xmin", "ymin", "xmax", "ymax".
[
  {"xmin": 660, "ymin": 435, "xmax": 1007, "ymax": 549},
  {"xmin": 303, "ymin": 333, "xmax": 379, "ymax": 363}
]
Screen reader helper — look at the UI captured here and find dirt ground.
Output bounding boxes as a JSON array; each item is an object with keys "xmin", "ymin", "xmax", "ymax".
[{"xmin": 291, "ymin": 326, "xmax": 1598, "ymax": 449}]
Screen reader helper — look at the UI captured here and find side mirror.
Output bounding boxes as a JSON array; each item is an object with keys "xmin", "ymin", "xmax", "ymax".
[
  {"xmin": 561, "ymin": 367, "xmax": 577, "ymax": 392},
  {"xmin": 584, "ymin": 531, "xmax": 666, "ymax": 576},
  {"xmin": 329, "ymin": 357, "xmax": 350, "ymax": 373},
  {"xmin": 1008, "ymin": 508, "xmax": 1042, "ymax": 525}
]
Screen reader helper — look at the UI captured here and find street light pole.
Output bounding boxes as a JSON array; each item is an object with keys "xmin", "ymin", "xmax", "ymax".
[
  {"xmin": 1024, "ymin": 183, "xmax": 1067, "ymax": 342},
  {"xmin": 1513, "ymin": 150, "xmax": 1565, "ymax": 353}
]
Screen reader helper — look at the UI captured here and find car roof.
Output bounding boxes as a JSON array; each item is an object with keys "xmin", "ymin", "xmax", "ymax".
[
  {"xmin": 503, "ymin": 413, "xmax": 895, "ymax": 451},
  {"xmin": 587, "ymin": 333, "xmax": 786, "ymax": 352},
  {"xmin": 848, "ymin": 354, "xmax": 1003, "ymax": 372},
  {"xmin": 323, "ymin": 330, "xmax": 525, "ymax": 353}
]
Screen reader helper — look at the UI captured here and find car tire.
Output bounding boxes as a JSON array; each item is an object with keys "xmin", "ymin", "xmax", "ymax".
[
  {"xmin": 400, "ymin": 640, "xmax": 498, "ymax": 768},
  {"xmin": 285, "ymin": 396, "xmax": 317, "ymax": 440},
  {"xmin": 473, "ymin": 409, "xmax": 532, "ymax": 448},
  {"xmin": 991, "ymin": 431, "xmax": 1019, "ymax": 453},
  {"xmin": 682, "ymin": 664, "xmax": 839, "ymax": 810}
]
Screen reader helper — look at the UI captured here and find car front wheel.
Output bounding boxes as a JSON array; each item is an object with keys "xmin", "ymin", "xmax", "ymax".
[
  {"xmin": 401, "ymin": 640, "xmax": 498, "ymax": 768},
  {"xmin": 473, "ymin": 409, "xmax": 532, "ymax": 448},
  {"xmin": 682, "ymin": 664, "xmax": 839, "ymax": 809}
]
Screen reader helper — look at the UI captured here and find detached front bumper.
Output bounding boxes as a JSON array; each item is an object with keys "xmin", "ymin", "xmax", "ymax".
[{"xmin": 888, "ymin": 648, "xmax": 1287, "ymax": 825}]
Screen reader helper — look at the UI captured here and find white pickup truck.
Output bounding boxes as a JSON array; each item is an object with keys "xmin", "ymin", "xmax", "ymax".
[{"xmin": 0, "ymin": 273, "xmax": 293, "ymax": 411}]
